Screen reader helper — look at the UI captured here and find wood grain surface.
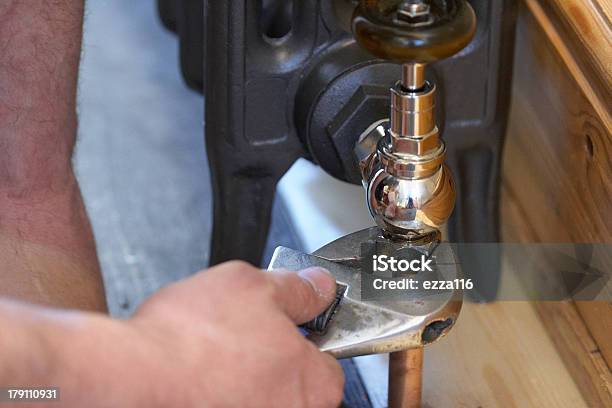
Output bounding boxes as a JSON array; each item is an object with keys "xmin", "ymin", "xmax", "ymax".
[
  {"xmin": 423, "ymin": 299, "xmax": 590, "ymax": 407},
  {"xmin": 504, "ymin": 188, "xmax": 612, "ymax": 407},
  {"xmin": 500, "ymin": 0, "xmax": 612, "ymax": 406},
  {"xmin": 523, "ymin": 0, "xmax": 612, "ymax": 131}
]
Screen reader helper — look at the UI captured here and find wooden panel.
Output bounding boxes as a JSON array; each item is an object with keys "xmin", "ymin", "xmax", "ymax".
[
  {"xmin": 501, "ymin": 0, "xmax": 612, "ymax": 405},
  {"xmin": 574, "ymin": 301, "xmax": 612, "ymax": 373},
  {"xmin": 535, "ymin": 302, "xmax": 612, "ymax": 406},
  {"xmin": 547, "ymin": 0, "xmax": 612, "ymax": 95},
  {"xmin": 423, "ymin": 300, "xmax": 591, "ymax": 407},
  {"xmin": 503, "ymin": 187, "xmax": 612, "ymax": 407},
  {"xmin": 523, "ymin": 0, "xmax": 612, "ymax": 131},
  {"xmin": 552, "ymin": 0, "xmax": 612, "ymax": 93},
  {"xmin": 600, "ymin": 0, "xmax": 612, "ymax": 24},
  {"xmin": 360, "ymin": 288, "xmax": 599, "ymax": 406},
  {"xmin": 504, "ymin": 4, "xmax": 612, "ymax": 243}
]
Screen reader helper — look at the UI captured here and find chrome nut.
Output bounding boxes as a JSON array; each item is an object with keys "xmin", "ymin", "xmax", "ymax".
[{"xmin": 365, "ymin": 163, "xmax": 455, "ymax": 240}]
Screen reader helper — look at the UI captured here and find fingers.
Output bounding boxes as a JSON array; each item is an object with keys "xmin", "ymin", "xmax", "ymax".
[
  {"xmin": 268, "ymin": 267, "xmax": 337, "ymax": 324},
  {"xmin": 174, "ymin": 261, "xmax": 337, "ymax": 325}
]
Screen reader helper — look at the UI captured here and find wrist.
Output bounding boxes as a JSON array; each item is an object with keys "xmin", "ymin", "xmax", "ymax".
[
  {"xmin": 66, "ymin": 315, "xmax": 186, "ymax": 408},
  {"xmin": 0, "ymin": 302, "xmax": 156, "ymax": 408},
  {"xmin": 0, "ymin": 301, "xmax": 81, "ymax": 387}
]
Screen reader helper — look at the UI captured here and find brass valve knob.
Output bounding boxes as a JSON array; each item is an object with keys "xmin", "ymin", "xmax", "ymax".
[{"xmin": 352, "ymin": 0, "xmax": 477, "ymax": 64}]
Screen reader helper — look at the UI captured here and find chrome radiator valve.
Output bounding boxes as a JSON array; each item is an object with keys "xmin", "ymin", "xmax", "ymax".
[
  {"xmin": 352, "ymin": 0, "xmax": 476, "ymax": 244},
  {"xmin": 357, "ymin": 63, "xmax": 455, "ymax": 243}
]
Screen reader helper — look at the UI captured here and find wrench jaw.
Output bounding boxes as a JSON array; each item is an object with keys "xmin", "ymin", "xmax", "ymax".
[
  {"xmin": 268, "ymin": 227, "xmax": 463, "ymax": 359},
  {"xmin": 309, "ymin": 297, "xmax": 462, "ymax": 359}
]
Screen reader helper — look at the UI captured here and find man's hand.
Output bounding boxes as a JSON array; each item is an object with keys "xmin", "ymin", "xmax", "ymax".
[
  {"xmin": 130, "ymin": 261, "xmax": 345, "ymax": 407},
  {"xmin": 0, "ymin": 262, "xmax": 345, "ymax": 408}
]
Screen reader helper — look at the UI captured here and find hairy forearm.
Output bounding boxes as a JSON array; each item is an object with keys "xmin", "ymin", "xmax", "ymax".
[
  {"xmin": 0, "ymin": 0, "xmax": 83, "ymax": 188},
  {"xmin": 0, "ymin": 299, "xmax": 168, "ymax": 408},
  {"xmin": 0, "ymin": 0, "xmax": 106, "ymax": 310}
]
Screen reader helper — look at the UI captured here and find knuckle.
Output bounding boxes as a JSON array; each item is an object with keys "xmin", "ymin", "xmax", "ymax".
[
  {"xmin": 221, "ymin": 261, "xmax": 274, "ymax": 295},
  {"xmin": 221, "ymin": 261, "xmax": 261, "ymax": 281},
  {"xmin": 222, "ymin": 260, "xmax": 258, "ymax": 275}
]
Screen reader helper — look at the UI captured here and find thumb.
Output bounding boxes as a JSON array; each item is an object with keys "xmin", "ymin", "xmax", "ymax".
[{"xmin": 268, "ymin": 267, "xmax": 337, "ymax": 324}]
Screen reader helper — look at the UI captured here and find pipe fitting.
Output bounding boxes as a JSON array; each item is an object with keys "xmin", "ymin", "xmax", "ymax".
[
  {"xmin": 390, "ymin": 80, "xmax": 436, "ymax": 139},
  {"xmin": 356, "ymin": 65, "xmax": 454, "ymax": 242},
  {"xmin": 358, "ymin": 123, "xmax": 455, "ymax": 242}
]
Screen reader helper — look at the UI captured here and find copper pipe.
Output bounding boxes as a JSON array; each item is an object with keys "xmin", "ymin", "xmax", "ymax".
[{"xmin": 388, "ymin": 348, "xmax": 424, "ymax": 408}]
